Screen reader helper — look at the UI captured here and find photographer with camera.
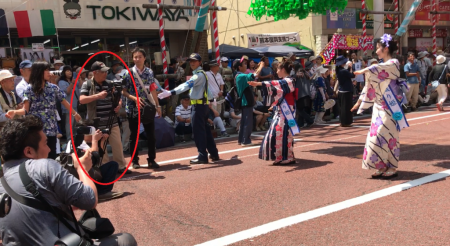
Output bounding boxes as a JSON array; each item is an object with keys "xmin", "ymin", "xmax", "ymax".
[
  {"xmin": 122, "ymin": 48, "xmax": 161, "ymax": 169},
  {"xmin": 0, "ymin": 115, "xmax": 137, "ymax": 245},
  {"xmin": 79, "ymin": 62, "xmax": 129, "ymax": 174},
  {"xmin": 66, "ymin": 120, "xmax": 124, "ymax": 202}
]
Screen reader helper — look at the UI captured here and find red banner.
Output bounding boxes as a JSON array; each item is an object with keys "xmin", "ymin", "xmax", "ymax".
[
  {"xmin": 333, "ymin": 34, "xmax": 373, "ymax": 50},
  {"xmin": 415, "ymin": 0, "xmax": 450, "ymax": 21},
  {"xmin": 408, "ymin": 29, "xmax": 423, "ymax": 37},
  {"xmin": 408, "ymin": 28, "xmax": 447, "ymax": 37}
]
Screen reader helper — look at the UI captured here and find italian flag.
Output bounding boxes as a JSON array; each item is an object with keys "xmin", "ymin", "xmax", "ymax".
[{"xmin": 14, "ymin": 10, "xmax": 56, "ymax": 38}]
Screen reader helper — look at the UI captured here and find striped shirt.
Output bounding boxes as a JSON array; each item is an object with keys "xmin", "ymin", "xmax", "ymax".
[
  {"xmin": 175, "ymin": 104, "xmax": 192, "ymax": 126},
  {"xmin": 80, "ymin": 80, "xmax": 118, "ymax": 129}
]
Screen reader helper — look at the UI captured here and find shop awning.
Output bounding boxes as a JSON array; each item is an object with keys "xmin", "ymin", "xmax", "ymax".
[{"xmin": 217, "ymin": 44, "xmax": 262, "ymax": 58}]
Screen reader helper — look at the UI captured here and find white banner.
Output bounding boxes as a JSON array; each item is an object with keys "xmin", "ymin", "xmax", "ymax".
[
  {"xmin": 416, "ymin": 38, "xmax": 443, "ymax": 51},
  {"xmin": 32, "ymin": 43, "xmax": 45, "ymax": 52},
  {"xmin": 247, "ymin": 32, "xmax": 300, "ymax": 48},
  {"xmin": 20, "ymin": 48, "xmax": 56, "ymax": 63},
  {"xmin": 0, "ymin": 48, "xmax": 6, "ymax": 58}
]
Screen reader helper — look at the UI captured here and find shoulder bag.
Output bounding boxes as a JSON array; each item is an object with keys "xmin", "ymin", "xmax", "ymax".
[{"xmin": 133, "ymin": 67, "xmax": 157, "ymax": 124}]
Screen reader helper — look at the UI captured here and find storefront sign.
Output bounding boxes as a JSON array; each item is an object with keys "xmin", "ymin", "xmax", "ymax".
[
  {"xmin": 334, "ymin": 34, "xmax": 373, "ymax": 50},
  {"xmin": 356, "ymin": 9, "xmax": 394, "ymax": 29},
  {"xmin": 408, "ymin": 29, "xmax": 423, "ymax": 37},
  {"xmin": 20, "ymin": 48, "xmax": 55, "ymax": 63},
  {"xmin": 320, "ymin": 34, "xmax": 374, "ymax": 65},
  {"xmin": 415, "ymin": 0, "xmax": 450, "ymax": 22},
  {"xmin": 327, "ymin": 9, "xmax": 356, "ymax": 29},
  {"xmin": 4, "ymin": 1, "xmax": 204, "ymax": 31},
  {"xmin": 409, "ymin": 28, "xmax": 447, "ymax": 38},
  {"xmin": 86, "ymin": 5, "xmax": 189, "ymax": 22},
  {"xmin": 247, "ymin": 32, "xmax": 300, "ymax": 48},
  {"xmin": 416, "ymin": 38, "xmax": 444, "ymax": 51},
  {"xmin": 32, "ymin": 43, "xmax": 44, "ymax": 52}
]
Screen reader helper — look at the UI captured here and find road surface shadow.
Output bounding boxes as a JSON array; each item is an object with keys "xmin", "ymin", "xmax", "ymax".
[
  {"xmin": 189, "ymin": 155, "xmax": 243, "ymax": 171},
  {"xmin": 283, "ymin": 159, "xmax": 332, "ymax": 172},
  {"xmin": 98, "ymin": 192, "xmax": 135, "ymax": 204},
  {"xmin": 309, "ymin": 144, "xmax": 450, "ymax": 162}
]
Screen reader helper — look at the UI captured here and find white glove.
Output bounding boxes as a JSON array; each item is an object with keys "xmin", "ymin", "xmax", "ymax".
[{"xmin": 158, "ymin": 89, "xmax": 172, "ymax": 99}]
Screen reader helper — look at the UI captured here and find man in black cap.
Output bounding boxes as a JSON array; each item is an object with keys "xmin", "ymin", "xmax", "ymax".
[
  {"xmin": 80, "ymin": 61, "xmax": 129, "ymax": 174},
  {"xmin": 107, "ymin": 60, "xmax": 123, "ymax": 81},
  {"xmin": 158, "ymin": 53, "xmax": 219, "ymax": 164}
]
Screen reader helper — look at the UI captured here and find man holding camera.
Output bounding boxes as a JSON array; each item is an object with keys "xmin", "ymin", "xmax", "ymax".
[
  {"xmin": 0, "ymin": 116, "xmax": 137, "ymax": 245},
  {"xmin": 80, "ymin": 62, "xmax": 129, "ymax": 174},
  {"xmin": 66, "ymin": 120, "xmax": 123, "ymax": 202},
  {"xmin": 122, "ymin": 48, "xmax": 161, "ymax": 169}
]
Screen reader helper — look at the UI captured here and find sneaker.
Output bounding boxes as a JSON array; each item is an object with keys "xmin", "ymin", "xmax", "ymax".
[
  {"xmin": 221, "ymin": 131, "xmax": 230, "ymax": 137},
  {"xmin": 132, "ymin": 162, "xmax": 140, "ymax": 169},
  {"xmin": 148, "ymin": 160, "xmax": 160, "ymax": 169},
  {"xmin": 260, "ymin": 126, "xmax": 267, "ymax": 131},
  {"xmin": 98, "ymin": 191, "xmax": 125, "ymax": 202},
  {"xmin": 118, "ymin": 168, "xmax": 132, "ymax": 174},
  {"xmin": 255, "ymin": 126, "xmax": 262, "ymax": 131}
]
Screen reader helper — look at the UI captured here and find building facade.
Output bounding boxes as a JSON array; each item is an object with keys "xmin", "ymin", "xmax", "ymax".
[{"xmin": 0, "ymin": 0, "xmax": 209, "ymax": 68}]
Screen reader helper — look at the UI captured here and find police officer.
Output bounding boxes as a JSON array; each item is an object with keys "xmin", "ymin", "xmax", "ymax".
[{"xmin": 158, "ymin": 53, "xmax": 219, "ymax": 164}]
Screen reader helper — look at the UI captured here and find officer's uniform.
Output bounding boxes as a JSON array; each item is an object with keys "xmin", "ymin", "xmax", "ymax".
[{"xmin": 169, "ymin": 54, "xmax": 219, "ymax": 163}]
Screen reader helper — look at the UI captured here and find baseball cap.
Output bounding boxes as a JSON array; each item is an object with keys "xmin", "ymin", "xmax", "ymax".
[
  {"xmin": 76, "ymin": 67, "xmax": 88, "ymax": 74},
  {"xmin": 220, "ymin": 57, "xmax": 229, "ymax": 62},
  {"xmin": 19, "ymin": 60, "xmax": 32, "ymax": 69},
  {"xmin": 91, "ymin": 61, "xmax": 110, "ymax": 72},
  {"xmin": 287, "ymin": 52, "xmax": 295, "ymax": 58},
  {"xmin": 180, "ymin": 94, "xmax": 190, "ymax": 100},
  {"xmin": 187, "ymin": 53, "xmax": 202, "ymax": 61},
  {"xmin": 209, "ymin": 60, "xmax": 219, "ymax": 66},
  {"xmin": 111, "ymin": 60, "xmax": 122, "ymax": 66},
  {"xmin": 54, "ymin": 60, "xmax": 64, "ymax": 65},
  {"xmin": 0, "ymin": 70, "xmax": 16, "ymax": 82}
]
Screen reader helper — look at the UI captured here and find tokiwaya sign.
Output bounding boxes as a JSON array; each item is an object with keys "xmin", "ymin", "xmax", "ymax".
[{"xmin": 86, "ymin": 5, "xmax": 190, "ymax": 22}]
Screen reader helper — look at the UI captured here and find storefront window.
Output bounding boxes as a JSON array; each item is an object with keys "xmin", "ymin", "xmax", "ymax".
[{"xmin": 105, "ymin": 37, "xmax": 128, "ymax": 66}]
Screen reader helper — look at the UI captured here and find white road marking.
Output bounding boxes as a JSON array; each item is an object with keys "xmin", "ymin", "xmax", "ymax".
[{"xmin": 195, "ymin": 170, "xmax": 450, "ymax": 246}]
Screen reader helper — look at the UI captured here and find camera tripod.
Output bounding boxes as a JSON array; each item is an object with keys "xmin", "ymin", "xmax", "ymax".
[{"xmin": 97, "ymin": 81, "xmax": 123, "ymax": 166}]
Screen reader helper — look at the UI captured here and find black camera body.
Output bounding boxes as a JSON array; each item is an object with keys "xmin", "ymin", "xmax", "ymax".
[{"xmin": 0, "ymin": 192, "xmax": 11, "ymax": 218}]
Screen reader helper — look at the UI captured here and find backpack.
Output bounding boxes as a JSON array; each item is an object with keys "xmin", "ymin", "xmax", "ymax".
[
  {"xmin": 310, "ymin": 79, "xmax": 317, "ymax": 99},
  {"xmin": 225, "ymin": 86, "xmax": 242, "ymax": 110}
]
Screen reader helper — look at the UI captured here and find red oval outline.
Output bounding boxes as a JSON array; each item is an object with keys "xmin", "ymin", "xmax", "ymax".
[{"xmin": 69, "ymin": 51, "xmax": 140, "ymax": 185}]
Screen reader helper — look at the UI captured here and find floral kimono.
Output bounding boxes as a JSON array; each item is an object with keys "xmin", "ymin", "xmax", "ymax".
[
  {"xmin": 259, "ymin": 77, "xmax": 297, "ymax": 162},
  {"xmin": 358, "ymin": 59, "xmax": 409, "ymax": 170}
]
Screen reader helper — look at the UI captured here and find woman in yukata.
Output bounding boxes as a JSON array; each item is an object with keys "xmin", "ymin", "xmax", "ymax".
[
  {"xmin": 352, "ymin": 34, "xmax": 409, "ymax": 179},
  {"xmin": 248, "ymin": 60, "xmax": 300, "ymax": 165}
]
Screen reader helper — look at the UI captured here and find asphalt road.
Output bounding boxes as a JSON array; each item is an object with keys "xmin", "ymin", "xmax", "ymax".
[{"xmin": 92, "ymin": 104, "xmax": 450, "ymax": 246}]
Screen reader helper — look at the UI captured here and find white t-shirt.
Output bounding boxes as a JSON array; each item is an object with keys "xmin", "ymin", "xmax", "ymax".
[
  {"xmin": 206, "ymin": 71, "xmax": 225, "ymax": 98},
  {"xmin": 353, "ymin": 61, "xmax": 364, "ymax": 82},
  {"xmin": 15, "ymin": 78, "xmax": 28, "ymax": 100},
  {"xmin": 175, "ymin": 104, "xmax": 192, "ymax": 127}
]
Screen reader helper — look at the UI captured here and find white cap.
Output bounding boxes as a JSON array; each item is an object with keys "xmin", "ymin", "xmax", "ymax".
[
  {"xmin": 0, "ymin": 70, "xmax": 16, "ymax": 81},
  {"xmin": 54, "ymin": 60, "xmax": 64, "ymax": 65},
  {"xmin": 220, "ymin": 57, "xmax": 229, "ymax": 62},
  {"xmin": 316, "ymin": 66, "xmax": 329, "ymax": 75}
]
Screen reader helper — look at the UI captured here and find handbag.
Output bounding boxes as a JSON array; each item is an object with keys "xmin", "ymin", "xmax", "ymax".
[
  {"xmin": 133, "ymin": 67, "xmax": 157, "ymax": 124},
  {"xmin": 431, "ymin": 65, "xmax": 447, "ymax": 90}
]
